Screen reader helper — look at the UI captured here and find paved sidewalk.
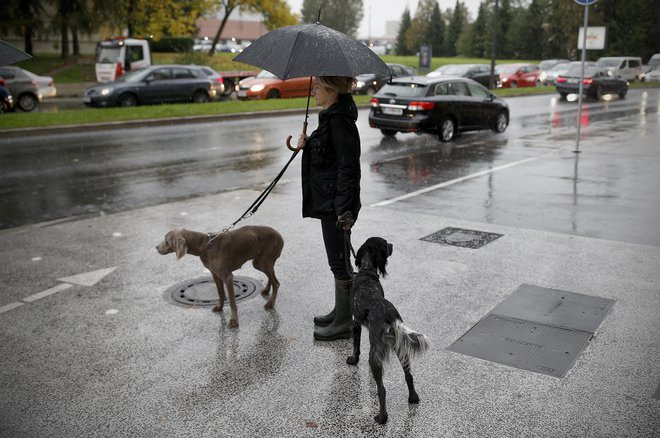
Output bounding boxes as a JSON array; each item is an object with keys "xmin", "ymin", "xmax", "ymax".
[{"xmin": 0, "ymin": 174, "xmax": 658, "ymax": 436}]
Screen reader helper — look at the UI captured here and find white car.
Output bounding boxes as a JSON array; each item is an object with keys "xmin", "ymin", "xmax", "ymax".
[
  {"xmin": 644, "ymin": 66, "xmax": 660, "ymax": 82},
  {"xmin": 23, "ymin": 69, "xmax": 57, "ymax": 98}
]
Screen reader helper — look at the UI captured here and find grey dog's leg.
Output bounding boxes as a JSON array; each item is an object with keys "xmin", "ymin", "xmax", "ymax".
[
  {"xmin": 211, "ymin": 274, "xmax": 225, "ymax": 312},
  {"xmin": 347, "ymin": 321, "xmax": 361, "ymax": 365}
]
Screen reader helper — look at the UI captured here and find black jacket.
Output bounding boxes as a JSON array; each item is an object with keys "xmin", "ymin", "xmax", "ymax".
[{"xmin": 301, "ymin": 93, "xmax": 361, "ymax": 221}]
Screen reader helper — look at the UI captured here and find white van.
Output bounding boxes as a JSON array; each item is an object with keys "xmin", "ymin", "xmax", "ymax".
[
  {"xmin": 596, "ymin": 56, "xmax": 643, "ymax": 81},
  {"xmin": 95, "ymin": 38, "xmax": 152, "ymax": 83}
]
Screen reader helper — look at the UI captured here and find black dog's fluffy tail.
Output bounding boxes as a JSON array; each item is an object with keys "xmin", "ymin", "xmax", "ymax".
[{"xmin": 391, "ymin": 320, "xmax": 431, "ymax": 365}]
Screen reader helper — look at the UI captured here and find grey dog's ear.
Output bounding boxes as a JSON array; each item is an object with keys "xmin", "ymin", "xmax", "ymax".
[{"xmin": 174, "ymin": 236, "xmax": 188, "ymax": 260}]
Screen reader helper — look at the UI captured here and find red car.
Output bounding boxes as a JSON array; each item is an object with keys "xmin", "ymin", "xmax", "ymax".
[
  {"xmin": 236, "ymin": 70, "xmax": 311, "ymax": 100},
  {"xmin": 495, "ymin": 63, "xmax": 541, "ymax": 88}
]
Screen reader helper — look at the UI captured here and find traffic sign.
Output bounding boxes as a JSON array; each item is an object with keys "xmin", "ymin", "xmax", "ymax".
[{"xmin": 574, "ymin": 0, "xmax": 597, "ymax": 5}]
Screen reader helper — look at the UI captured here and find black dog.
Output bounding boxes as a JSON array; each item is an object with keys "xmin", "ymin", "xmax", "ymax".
[{"xmin": 346, "ymin": 237, "xmax": 431, "ymax": 424}]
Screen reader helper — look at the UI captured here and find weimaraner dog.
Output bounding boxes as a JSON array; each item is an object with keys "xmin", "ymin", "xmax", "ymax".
[{"xmin": 156, "ymin": 225, "xmax": 284, "ymax": 328}]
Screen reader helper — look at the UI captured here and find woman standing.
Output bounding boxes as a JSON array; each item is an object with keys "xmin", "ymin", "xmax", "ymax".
[{"xmin": 297, "ymin": 76, "xmax": 361, "ymax": 341}]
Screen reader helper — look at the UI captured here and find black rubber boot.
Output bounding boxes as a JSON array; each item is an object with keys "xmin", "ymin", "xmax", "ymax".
[
  {"xmin": 313, "ymin": 279, "xmax": 353, "ymax": 341},
  {"xmin": 313, "ymin": 308, "xmax": 335, "ymax": 327}
]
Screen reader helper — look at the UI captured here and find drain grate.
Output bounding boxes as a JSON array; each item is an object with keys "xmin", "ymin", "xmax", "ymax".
[
  {"xmin": 447, "ymin": 284, "xmax": 615, "ymax": 378},
  {"xmin": 421, "ymin": 227, "xmax": 503, "ymax": 249},
  {"xmin": 165, "ymin": 275, "xmax": 262, "ymax": 307}
]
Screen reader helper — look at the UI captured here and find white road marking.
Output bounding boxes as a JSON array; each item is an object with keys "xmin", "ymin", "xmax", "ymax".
[
  {"xmin": 370, "ymin": 157, "xmax": 542, "ymax": 207},
  {"xmin": 21, "ymin": 283, "xmax": 73, "ymax": 303},
  {"xmin": 0, "ymin": 266, "xmax": 117, "ymax": 315},
  {"xmin": 58, "ymin": 267, "xmax": 116, "ymax": 287}
]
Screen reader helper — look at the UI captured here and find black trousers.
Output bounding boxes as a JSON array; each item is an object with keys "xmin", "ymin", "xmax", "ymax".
[{"xmin": 321, "ymin": 218, "xmax": 351, "ymax": 280}]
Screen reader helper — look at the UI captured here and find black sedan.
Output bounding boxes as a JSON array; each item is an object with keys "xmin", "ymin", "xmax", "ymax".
[
  {"xmin": 368, "ymin": 76, "xmax": 509, "ymax": 142},
  {"xmin": 0, "ymin": 84, "xmax": 15, "ymax": 114},
  {"xmin": 555, "ymin": 65, "xmax": 628, "ymax": 100},
  {"xmin": 83, "ymin": 64, "xmax": 220, "ymax": 108},
  {"xmin": 426, "ymin": 64, "xmax": 501, "ymax": 88},
  {"xmin": 353, "ymin": 63, "xmax": 416, "ymax": 95}
]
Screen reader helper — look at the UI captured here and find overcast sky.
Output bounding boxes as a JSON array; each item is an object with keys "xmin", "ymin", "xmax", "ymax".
[{"xmin": 284, "ymin": 0, "xmax": 483, "ymax": 39}]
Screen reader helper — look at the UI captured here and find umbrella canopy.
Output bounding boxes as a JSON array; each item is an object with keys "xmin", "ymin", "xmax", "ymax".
[
  {"xmin": 233, "ymin": 23, "xmax": 390, "ymax": 79},
  {"xmin": 0, "ymin": 39, "xmax": 33, "ymax": 67}
]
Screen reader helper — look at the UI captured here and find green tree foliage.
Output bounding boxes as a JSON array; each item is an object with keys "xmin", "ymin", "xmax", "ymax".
[
  {"xmin": 0, "ymin": 0, "xmax": 48, "ymax": 55},
  {"xmin": 301, "ymin": 0, "xmax": 364, "ymax": 37},
  {"xmin": 395, "ymin": 8, "xmax": 413, "ymax": 55},
  {"xmin": 445, "ymin": 0, "xmax": 468, "ymax": 56},
  {"xmin": 404, "ymin": 0, "xmax": 446, "ymax": 56}
]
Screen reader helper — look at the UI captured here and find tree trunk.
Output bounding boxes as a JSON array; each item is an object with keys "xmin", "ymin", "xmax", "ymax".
[
  {"xmin": 61, "ymin": 22, "xmax": 69, "ymax": 59},
  {"xmin": 209, "ymin": 7, "xmax": 236, "ymax": 56}
]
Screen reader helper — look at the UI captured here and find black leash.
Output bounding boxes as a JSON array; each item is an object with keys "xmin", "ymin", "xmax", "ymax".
[
  {"xmin": 208, "ymin": 149, "xmax": 300, "ymax": 245},
  {"xmin": 344, "ymin": 230, "xmax": 357, "ymax": 279}
]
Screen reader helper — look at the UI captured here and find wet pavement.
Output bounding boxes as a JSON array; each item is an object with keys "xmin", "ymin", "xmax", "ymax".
[{"xmin": 1, "ymin": 91, "xmax": 659, "ymax": 437}]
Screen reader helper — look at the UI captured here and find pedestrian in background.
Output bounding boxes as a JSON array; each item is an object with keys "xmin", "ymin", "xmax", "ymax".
[{"xmin": 297, "ymin": 76, "xmax": 361, "ymax": 341}]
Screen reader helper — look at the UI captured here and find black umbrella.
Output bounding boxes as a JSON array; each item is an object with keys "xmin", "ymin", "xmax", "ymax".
[
  {"xmin": 234, "ymin": 23, "xmax": 390, "ymax": 150},
  {"xmin": 0, "ymin": 39, "xmax": 33, "ymax": 67}
]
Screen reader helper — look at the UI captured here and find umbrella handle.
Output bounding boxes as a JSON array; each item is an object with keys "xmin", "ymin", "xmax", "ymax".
[{"xmin": 286, "ymin": 121, "xmax": 308, "ymax": 152}]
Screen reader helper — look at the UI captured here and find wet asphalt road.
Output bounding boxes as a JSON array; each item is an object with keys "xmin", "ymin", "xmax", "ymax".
[{"xmin": 1, "ymin": 89, "xmax": 659, "ymax": 247}]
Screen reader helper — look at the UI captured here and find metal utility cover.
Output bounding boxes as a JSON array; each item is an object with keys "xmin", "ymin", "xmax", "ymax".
[
  {"xmin": 448, "ymin": 314, "xmax": 592, "ymax": 378},
  {"xmin": 447, "ymin": 284, "xmax": 615, "ymax": 378},
  {"xmin": 166, "ymin": 275, "xmax": 261, "ymax": 307},
  {"xmin": 421, "ymin": 227, "xmax": 503, "ymax": 249},
  {"xmin": 491, "ymin": 284, "xmax": 615, "ymax": 333}
]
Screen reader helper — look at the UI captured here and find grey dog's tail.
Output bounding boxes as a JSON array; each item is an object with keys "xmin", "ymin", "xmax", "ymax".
[{"xmin": 391, "ymin": 320, "xmax": 431, "ymax": 365}]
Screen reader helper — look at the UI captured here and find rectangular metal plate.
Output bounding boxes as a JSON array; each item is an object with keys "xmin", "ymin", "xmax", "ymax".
[
  {"xmin": 421, "ymin": 227, "xmax": 503, "ymax": 249},
  {"xmin": 447, "ymin": 314, "xmax": 592, "ymax": 378},
  {"xmin": 491, "ymin": 284, "xmax": 615, "ymax": 333},
  {"xmin": 447, "ymin": 284, "xmax": 615, "ymax": 378}
]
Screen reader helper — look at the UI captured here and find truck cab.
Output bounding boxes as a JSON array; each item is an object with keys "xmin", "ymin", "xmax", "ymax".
[{"xmin": 95, "ymin": 38, "xmax": 151, "ymax": 83}]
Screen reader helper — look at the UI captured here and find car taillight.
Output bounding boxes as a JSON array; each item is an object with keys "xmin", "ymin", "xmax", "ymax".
[
  {"xmin": 408, "ymin": 101, "xmax": 435, "ymax": 111},
  {"xmin": 217, "ymin": 77, "xmax": 224, "ymax": 84},
  {"xmin": 582, "ymin": 78, "xmax": 593, "ymax": 84},
  {"xmin": 556, "ymin": 77, "xmax": 567, "ymax": 83},
  {"xmin": 370, "ymin": 98, "xmax": 380, "ymax": 108}
]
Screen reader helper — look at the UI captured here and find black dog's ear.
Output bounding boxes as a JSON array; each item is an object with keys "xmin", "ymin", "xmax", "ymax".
[
  {"xmin": 376, "ymin": 242, "xmax": 390, "ymax": 277},
  {"xmin": 355, "ymin": 245, "xmax": 365, "ymax": 267},
  {"xmin": 387, "ymin": 243, "xmax": 393, "ymax": 256}
]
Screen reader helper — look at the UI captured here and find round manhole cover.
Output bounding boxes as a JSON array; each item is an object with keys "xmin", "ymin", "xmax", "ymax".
[{"xmin": 165, "ymin": 275, "xmax": 262, "ymax": 307}]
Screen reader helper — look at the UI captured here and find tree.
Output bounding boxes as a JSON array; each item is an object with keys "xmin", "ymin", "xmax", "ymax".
[
  {"xmin": 404, "ymin": 0, "xmax": 444, "ymax": 56},
  {"xmin": 301, "ymin": 0, "xmax": 364, "ymax": 37},
  {"xmin": 428, "ymin": 1, "xmax": 445, "ymax": 57},
  {"xmin": 444, "ymin": 0, "xmax": 468, "ymax": 56},
  {"xmin": 395, "ymin": 7, "xmax": 413, "ymax": 55},
  {"xmin": 209, "ymin": 0, "xmax": 298, "ymax": 55},
  {"xmin": 0, "ymin": 0, "xmax": 48, "ymax": 55},
  {"xmin": 467, "ymin": 1, "xmax": 491, "ymax": 57}
]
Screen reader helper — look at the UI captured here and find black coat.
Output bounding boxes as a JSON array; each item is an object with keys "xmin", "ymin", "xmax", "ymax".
[{"xmin": 301, "ymin": 93, "xmax": 361, "ymax": 221}]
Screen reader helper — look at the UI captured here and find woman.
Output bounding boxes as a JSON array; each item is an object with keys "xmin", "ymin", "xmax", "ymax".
[{"xmin": 297, "ymin": 76, "xmax": 361, "ymax": 341}]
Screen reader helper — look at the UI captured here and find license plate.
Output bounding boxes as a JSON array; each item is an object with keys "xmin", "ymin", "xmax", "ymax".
[
  {"xmin": 382, "ymin": 107, "xmax": 403, "ymax": 116},
  {"xmin": 82, "ymin": 96, "xmax": 91, "ymax": 103},
  {"xmin": 237, "ymin": 90, "xmax": 247, "ymax": 97},
  {"xmin": 567, "ymin": 78, "xmax": 578, "ymax": 84}
]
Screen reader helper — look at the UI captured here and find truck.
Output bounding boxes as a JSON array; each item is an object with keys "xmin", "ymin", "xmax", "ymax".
[
  {"xmin": 95, "ymin": 37, "xmax": 152, "ymax": 83},
  {"xmin": 94, "ymin": 36, "xmax": 257, "ymax": 96}
]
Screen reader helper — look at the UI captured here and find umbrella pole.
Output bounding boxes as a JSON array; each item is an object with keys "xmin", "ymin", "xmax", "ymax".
[{"xmin": 286, "ymin": 76, "xmax": 314, "ymax": 151}]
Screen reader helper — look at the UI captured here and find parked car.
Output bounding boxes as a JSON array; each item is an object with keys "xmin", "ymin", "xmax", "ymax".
[
  {"xmin": 22, "ymin": 68, "xmax": 57, "ymax": 98},
  {"xmin": 538, "ymin": 59, "xmax": 570, "ymax": 85},
  {"xmin": 495, "ymin": 63, "xmax": 541, "ymax": 88},
  {"xmin": 0, "ymin": 84, "xmax": 16, "ymax": 114},
  {"xmin": 193, "ymin": 65, "xmax": 225, "ymax": 95},
  {"xmin": 236, "ymin": 70, "xmax": 310, "ymax": 100},
  {"xmin": 596, "ymin": 56, "xmax": 643, "ymax": 81},
  {"xmin": 555, "ymin": 65, "xmax": 628, "ymax": 100},
  {"xmin": 644, "ymin": 66, "xmax": 660, "ymax": 82},
  {"xmin": 353, "ymin": 63, "xmax": 416, "ymax": 95},
  {"xmin": 426, "ymin": 63, "xmax": 500, "ymax": 88},
  {"xmin": 83, "ymin": 64, "xmax": 219, "ymax": 108},
  {"xmin": 0, "ymin": 65, "xmax": 42, "ymax": 111},
  {"xmin": 368, "ymin": 76, "xmax": 509, "ymax": 142}
]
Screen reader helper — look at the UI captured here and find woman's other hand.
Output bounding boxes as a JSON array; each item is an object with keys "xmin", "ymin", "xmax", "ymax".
[{"xmin": 297, "ymin": 133, "xmax": 308, "ymax": 150}]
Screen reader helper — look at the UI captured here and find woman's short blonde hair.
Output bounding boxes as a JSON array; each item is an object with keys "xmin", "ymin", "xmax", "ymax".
[{"xmin": 315, "ymin": 76, "xmax": 356, "ymax": 94}]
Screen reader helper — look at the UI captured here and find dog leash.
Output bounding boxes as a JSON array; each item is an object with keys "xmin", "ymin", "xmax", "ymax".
[
  {"xmin": 208, "ymin": 149, "xmax": 302, "ymax": 246},
  {"xmin": 344, "ymin": 230, "xmax": 357, "ymax": 279}
]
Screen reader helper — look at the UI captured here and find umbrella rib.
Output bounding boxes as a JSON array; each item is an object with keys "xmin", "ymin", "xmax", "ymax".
[{"xmin": 283, "ymin": 32, "xmax": 304, "ymax": 80}]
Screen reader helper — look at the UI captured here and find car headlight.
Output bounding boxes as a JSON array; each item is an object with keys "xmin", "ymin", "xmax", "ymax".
[
  {"xmin": 250, "ymin": 84, "xmax": 265, "ymax": 92},
  {"xmin": 539, "ymin": 72, "xmax": 547, "ymax": 81},
  {"xmin": 356, "ymin": 80, "xmax": 365, "ymax": 88},
  {"xmin": 100, "ymin": 87, "xmax": 113, "ymax": 96}
]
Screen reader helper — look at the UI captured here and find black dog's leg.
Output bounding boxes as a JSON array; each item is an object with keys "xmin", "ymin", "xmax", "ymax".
[
  {"xmin": 401, "ymin": 359, "xmax": 420, "ymax": 404},
  {"xmin": 346, "ymin": 321, "xmax": 361, "ymax": 365},
  {"xmin": 369, "ymin": 351, "xmax": 388, "ymax": 424}
]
